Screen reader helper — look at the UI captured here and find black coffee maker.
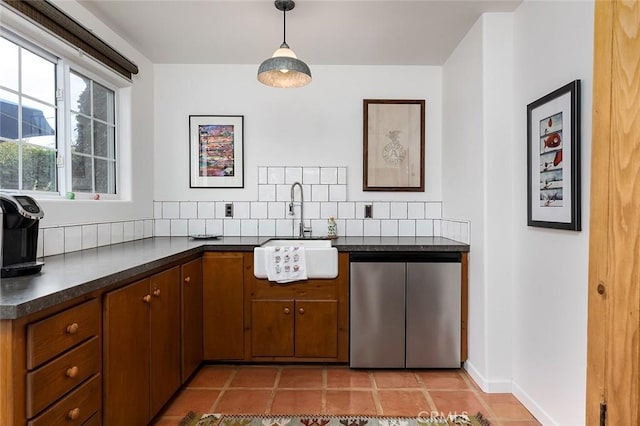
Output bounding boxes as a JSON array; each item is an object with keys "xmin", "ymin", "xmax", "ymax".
[{"xmin": 0, "ymin": 193, "xmax": 44, "ymax": 278}]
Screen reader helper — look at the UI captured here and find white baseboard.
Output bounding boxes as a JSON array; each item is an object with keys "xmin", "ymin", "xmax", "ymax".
[
  {"xmin": 463, "ymin": 361, "xmax": 512, "ymax": 393},
  {"xmin": 512, "ymin": 381, "xmax": 557, "ymax": 425}
]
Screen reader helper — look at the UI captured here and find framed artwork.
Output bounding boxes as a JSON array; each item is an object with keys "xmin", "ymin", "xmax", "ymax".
[
  {"xmin": 363, "ymin": 99, "xmax": 425, "ymax": 191},
  {"xmin": 527, "ymin": 80, "xmax": 581, "ymax": 230},
  {"xmin": 189, "ymin": 115, "xmax": 244, "ymax": 188}
]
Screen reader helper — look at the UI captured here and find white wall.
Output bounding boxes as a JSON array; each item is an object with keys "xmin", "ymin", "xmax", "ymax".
[
  {"xmin": 153, "ymin": 65, "xmax": 442, "ymax": 203},
  {"xmin": 511, "ymin": 1, "xmax": 593, "ymax": 424}
]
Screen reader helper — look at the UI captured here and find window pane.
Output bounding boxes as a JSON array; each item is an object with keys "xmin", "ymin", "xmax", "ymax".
[
  {"xmin": 0, "ymin": 90, "xmax": 20, "ymax": 141},
  {"xmin": 71, "ymin": 113, "xmax": 92, "ymax": 154},
  {"xmin": 95, "ymin": 158, "xmax": 116, "ymax": 194},
  {"xmin": 22, "ymin": 98, "xmax": 56, "ymax": 149},
  {"xmin": 22, "ymin": 145, "xmax": 57, "ymax": 191},
  {"xmin": 0, "ymin": 37, "xmax": 19, "ymax": 92},
  {"xmin": 93, "ymin": 82, "xmax": 114, "ymax": 124},
  {"xmin": 94, "ymin": 122, "xmax": 115, "ymax": 159},
  {"xmin": 0, "ymin": 141, "xmax": 19, "ymax": 190},
  {"xmin": 69, "ymin": 72, "xmax": 90, "ymax": 115},
  {"xmin": 21, "ymin": 48, "xmax": 55, "ymax": 105},
  {"xmin": 72, "ymin": 153, "xmax": 93, "ymax": 192}
]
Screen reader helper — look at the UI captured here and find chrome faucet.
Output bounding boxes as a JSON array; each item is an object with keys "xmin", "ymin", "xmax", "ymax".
[{"xmin": 289, "ymin": 182, "xmax": 312, "ymax": 238}]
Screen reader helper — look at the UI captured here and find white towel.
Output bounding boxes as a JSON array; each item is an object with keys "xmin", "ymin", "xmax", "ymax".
[{"xmin": 264, "ymin": 246, "xmax": 308, "ymax": 283}]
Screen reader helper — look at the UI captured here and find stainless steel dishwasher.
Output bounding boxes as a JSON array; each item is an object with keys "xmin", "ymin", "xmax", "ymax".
[{"xmin": 350, "ymin": 252, "xmax": 461, "ymax": 368}]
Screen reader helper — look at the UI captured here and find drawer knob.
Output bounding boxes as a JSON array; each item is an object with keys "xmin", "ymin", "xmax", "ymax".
[
  {"xmin": 299, "ymin": 308, "xmax": 305, "ymax": 315},
  {"xmin": 67, "ymin": 407, "xmax": 80, "ymax": 420},
  {"xmin": 153, "ymin": 289, "xmax": 161, "ymax": 297},
  {"xmin": 66, "ymin": 323, "xmax": 79, "ymax": 334},
  {"xmin": 66, "ymin": 366, "xmax": 79, "ymax": 378},
  {"xmin": 184, "ymin": 276, "xmax": 191, "ymax": 283},
  {"xmin": 283, "ymin": 307, "xmax": 290, "ymax": 315},
  {"xmin": 143, "ymin": 295, "xmax": 152, "ymax": 303}
]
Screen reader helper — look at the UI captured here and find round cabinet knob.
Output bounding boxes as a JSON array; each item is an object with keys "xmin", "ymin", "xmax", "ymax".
[
  {"xmin": 283, "ymin": 307, "xmax": 290, "ymax": 315},
  {"xmin": 66, "ymin": 323, "xmax": 79, "ymax": 335},
  {"xmin": 143, "ymin": 295, "xmax": 152, "ymax": 303},
  {"xmin": 66, "ymin": 366, "xmax": 79, "ymax": 378},
  {"xmin": 184, "ymin": 276, "xmax": 191, "ymax": 283},
  {"xmin": 153, "ymin": 289, "xmax": 161, "ymax": 297},
  {"xmin": 67, "ymin": 407, "xmax": 80, "ymax": 420},
  {"xmin": 299, "ymin": 308, "xmax": 305, "ymax": 315}
]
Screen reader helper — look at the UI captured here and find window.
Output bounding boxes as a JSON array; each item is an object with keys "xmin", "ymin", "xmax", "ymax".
[{"xmin": 0, "ymin": 33, "xmax": 118, "ymax": 196}]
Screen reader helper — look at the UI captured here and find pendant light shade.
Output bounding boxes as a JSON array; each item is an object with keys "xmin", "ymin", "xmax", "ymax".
[{"xmin": 258, "ymin": 0, "xmax": 311, "ymax": 88}]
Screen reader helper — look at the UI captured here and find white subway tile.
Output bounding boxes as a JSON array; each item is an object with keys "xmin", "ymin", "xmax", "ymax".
[
  {"xmin": 311, "ymin": 185, "xmax": 329, "ymax": 202},
  {"xmin": 188, "ymin": 219, "xmax": 206, "ymax": 236},
  {"xmin": 407, "ymin": 202, "xmax": 425, "ymax": 219},
  {"xmin": 433, "ymin": 219, "xmax": 442, "ymax": 236},
  {"xmin": 154, "ymin": 201, "xmax": 162, "ymax": 218},
  {"xmin": 155, "ymin": 220, "xmax": 170, "ymax": 237},
  {"xmin": 461, "ymin": 222, "xmax": 470, "ymax": 244},
  {"xmin": 390, "ymin": 202, "xmax": 408, "ymax": 219},
  {"xmin": 43, "ymin": 227, "xmax": 64, "ymax": 256},
  {"xmin": 180, "ymin": 202, "xmax": 197, "ymax": 219},
  {"xmin": 275, "ymin": 219, "xmax": 294, "ymax": 237},
  {"xmin": 268, "ymin": 202, "xmax": 286, "ymax": 219},
  {"xmin": 337, "ymin": 167, "xmax": 347, "ymax": 184},
  {"xmin": 355, "ymin": 202, "xmax": 369, "ymax": 219},
  {"xmin": 398, "ymin": 220, "xmax": 416, "ymax": 237},
  {"xmin": 198, "ymin": 202, "xmax": 215, "ymax": 219},
  {"xmin": 258, "ymin": 185, "xmax": 275, "ymax": 202},
  {"xmin": 215, "ymin": 202, "xmax": 227, "ymax": 218},
  {"xmin": 170, "ymin": 219, "xmax": 188, "ymax": 236},
  {"xmin": 329, "ymin": 185, "xmax": 347, "ymax": 202},
  {"xmin": 123, "ymin": 221, "xmax": 135, "ymax": 241},
  {"xmin": 98, "ymin": 223, "xmax": 112, "ymax": 245},
  {"xmin": 338, "ymin": 202, "xmax": 355, "ymax": 219},
  {"xmin": 134, "ymin": 221, "xmax": 144, "ymax": 240},
  {"xmin": 335, "ymin": 219, "xmax": 346, "ymax": 237},
  {"xmin": 111, "ymin": 222, "xmax": 124, "ymax": 244},
  {"xmin": 162, "ymin": 202, "xmax": 179, "ymax": 219},
  {"xmin": 425, "ymin": 202, "xmax": 442, "ymax": 219},
  {"xmin": 346, "ymin": 219, "xmax": 364, "ymax": 236},
  {"xmin": 373, "ymin": 202, "xmax": 390, "ymax": 219},
  {"xmin": 64, "ymin": 226, "xmax": 82, "ymax": 253},
  {"xmin": 250, "ymin": 202, "xmax": 268, "ymax": 219},
  {"xmin": 223, "ymin": 220, "xmax": 241, "ymax": 236},
  {"xmin": 81, "ymin": 224, "xmax": 98, "ymax": 249},
  {"xmin": 267, "ymin": 167, "xmax": 285, "ymax": 184},
  {"xmin": 311, "ymin": 219, "xmax": 327, "ymax": 237},
  {"xmin": 258, "ymin": 219, "xmax": 276, "ymax": 236},
  {"xmin": 302, "ymin": 167, "xmax": 320, "ymax": 184},
  {"xmin": 416, "ymin": 219, "xmax": 434, "ymax": 236},
  {"xmin": 320, "ymin": 202, "xmax": 338, "ymax": 219},
  {"xmin": 304, "ymin": 202, "xmax": 320, "ymax": 219},
  {"xmin": 276, "ymin": 184, "xmax": 291, "ymax": 202},
  {"xmin": 320, "ymin": 167, "xmax": 338, "ymax": 184},
  {"xmin": 37, "ymin": 229, "xmax": 44, "ymax": 258},
  {"xmin": 381, "ymin": 220, "xmax": 398, "ymax": 236},
  {"xmin": 258, "ymin": 166, "xmax": 268, "ymax": 184},
  {"xmin": 241, "ymin": 219, "xmax": 258, "ymax": 236},
  {"xmin": 285, "ymin": 167, "xmax": 303, "ymax": 184},
  {"xmin": 144, "ymin": 220, "xmax": 154, "ymax": 238},
  {"xmin": 363, "ymin": 220, "xmax": 381, "ymax": 237},
  {"xmin": 206, "ymin": 219, "xmax": 223, "ymax": 235},
  {"xmin": 234, "ymin": 201, "xmax": 250, "ymax": 219}
]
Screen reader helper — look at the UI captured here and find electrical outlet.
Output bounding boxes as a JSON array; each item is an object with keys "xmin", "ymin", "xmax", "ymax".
[
  {"xmin": 364, "ymin": 204, "xmax": 373, "ymax": 218},
  {"xmin": 225, "ymin": 203, "xmax": 234, "ymax": 218}
]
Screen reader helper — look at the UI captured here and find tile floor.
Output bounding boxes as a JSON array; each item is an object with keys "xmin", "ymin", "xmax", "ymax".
[{"xmin": 153, "ymin": 365, "xmax": 540, "ymax": 426}]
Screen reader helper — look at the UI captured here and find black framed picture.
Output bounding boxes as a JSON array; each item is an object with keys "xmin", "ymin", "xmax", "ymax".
[{"xmin": 527, "ymin": 80, "xmax": 581, "ymax": 230}]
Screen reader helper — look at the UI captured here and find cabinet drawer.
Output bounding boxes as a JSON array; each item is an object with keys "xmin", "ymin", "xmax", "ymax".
[
  {"xmin": 26, "ymin": 336, "xmax": 100, "ymax": 418},
  {"xmin": 27, "ymin": 373, "xmax": 101, "ymax": 426},
  {"xmin": 27, "ymin": 299, "xmax": 100, "ymax": 369}
]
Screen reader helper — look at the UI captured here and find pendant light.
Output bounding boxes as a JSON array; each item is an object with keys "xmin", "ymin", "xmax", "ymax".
[{"xmin": 257, "ymin": 0, "xmax": 312, "ymax": 88}]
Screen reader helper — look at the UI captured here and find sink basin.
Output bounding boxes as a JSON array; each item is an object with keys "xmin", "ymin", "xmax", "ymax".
[{"xmin": 254, "ymin": 238, "xmax": 338, "ymax": 279}]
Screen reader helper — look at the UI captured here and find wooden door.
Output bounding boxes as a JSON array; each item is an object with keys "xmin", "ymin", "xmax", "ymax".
[
  {"xmin": 295, "ymin": 300, "xmax": 338, "ymax": 358},
  {"xmin": 103, "ymin": 279, "xmax": 150, "ymax": 425},
  {"xmin": 251, "ymin": 300, "xmax": 294, "ymax": 357},
  {"xmin": 149, "ymin": 267, "xmax": 181, "ymax": 417},
  {"xmin": 181, "ymin": 258, "xmax": 203, "ymax": 383},
  {"xmin": 203, "ymin": 253, "xmax": 245, "ymax": 360},
  {"xmin": 586, "ymin": 1, "xmax": 640, "ymax": 424}
]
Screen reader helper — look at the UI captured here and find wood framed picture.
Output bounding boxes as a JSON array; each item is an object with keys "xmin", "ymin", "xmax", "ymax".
[
  {"xmin": 189, "ymin": 115, "xmax": 244, "ymax": 188},
  {"xmin": 527, "ymin": 80, "xmax": 581, "ymax": 230},
  {"xmin": 363, "ymin": 99, "xmax": 425, "ymax": 192}
]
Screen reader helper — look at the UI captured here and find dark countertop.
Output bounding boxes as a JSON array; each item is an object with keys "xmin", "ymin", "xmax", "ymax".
[{"xmin": 0, "ymin": 236, "xmax": 469, "ymax": 320}]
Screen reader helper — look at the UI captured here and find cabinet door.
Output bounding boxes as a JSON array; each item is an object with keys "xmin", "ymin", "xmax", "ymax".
[
  {"xmin": 181, "ymin": 258, "xmax": 203, "ymax": 383},
  {"xmin": 295, "ymin": 300, "xmax": 338, "ymax": 358},
  {"xmin": 251, "ymin": 300, "xmax": 294, "ymax": 357},
  {"xmin": 104, "ymin": 279, "xmax": 150, "ymax": 425},
  {"xmin": 203, "ymin": 253, "xmax": 245, "ymax": 360},
  {"xmin": 149, "ymin": 267, "xmax": 181, "ymax": 417}
]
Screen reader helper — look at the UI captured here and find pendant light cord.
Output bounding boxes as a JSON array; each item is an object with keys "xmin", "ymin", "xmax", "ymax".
[{"xmin": 282, "ymin": 6, "xmax": 287, "ymax": 45}]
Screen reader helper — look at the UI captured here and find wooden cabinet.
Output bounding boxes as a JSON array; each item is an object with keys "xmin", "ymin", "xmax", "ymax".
[
  {"xmin": 103, "ymin": 266, "xmax": 181, "ymax": 424},
  {"xmin": 181, "ymin": 258, "xmax": 203, "ymax": 383},
  {"xmin": 203, "ymin": 252, "xmax": 245, "ymax": 360},
  {"xmin": 246, "ymin": 252, "xmax": 349, "ymax": 362}
]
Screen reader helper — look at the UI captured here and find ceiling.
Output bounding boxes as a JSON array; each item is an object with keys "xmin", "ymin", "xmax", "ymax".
[{"xmin": 78, "ymin": 0, "xmax": 521, "ymax": 66}]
